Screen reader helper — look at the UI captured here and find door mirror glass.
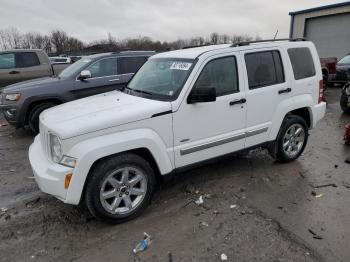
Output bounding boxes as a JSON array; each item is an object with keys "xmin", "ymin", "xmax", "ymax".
[
  {"xmin": 79, "ymin": 70, "xmax": 91, "ymax": 80},
  {"xmin": 187, "ymin": 87, "xmax": 216, "ymax": 104}
]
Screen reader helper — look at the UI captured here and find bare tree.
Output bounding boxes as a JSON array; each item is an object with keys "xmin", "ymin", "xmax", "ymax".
[{"xmin": 210, "ymin": 32, "xmax": 219, "ymax": 44}]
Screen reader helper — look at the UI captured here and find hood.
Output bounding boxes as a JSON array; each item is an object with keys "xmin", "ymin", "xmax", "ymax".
[
  {"xmin": 3, "ymin": 77, "xmax": 63, "ymax": 93},
  {"xmin": 40, "ymin": 90, "xmax": 172, "ymax": 139}
]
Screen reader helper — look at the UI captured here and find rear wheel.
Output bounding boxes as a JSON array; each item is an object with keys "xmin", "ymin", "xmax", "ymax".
[
  {"xmin": 271, "ymin": 115, "xmax": 308, "ymax": 163},
  {"xmin": 85, "ymin": 153, "xmax": 156, "ymax": 224},
  {"xmin": 28, "ymin": 102, "xmax": 57, "ymax": 134}
]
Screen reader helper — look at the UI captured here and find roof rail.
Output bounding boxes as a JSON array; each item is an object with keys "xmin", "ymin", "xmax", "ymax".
[
  {"xmin": 111, "ymin": 50, "xmax": 156, "ymax": 54},
  {"xmin": 231, "ymin": 38, "xmax": 306, "ymax": 47},
  {"xmin": 182, "ymin": 44, "xmax": 210, "ymax": 49}
]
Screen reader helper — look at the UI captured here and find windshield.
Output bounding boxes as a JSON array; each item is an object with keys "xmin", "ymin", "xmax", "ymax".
[
  {"xmin": 127, "ymin": 58, "xmax": 195, "ymax": 100},
  {"xmin": 58, "ymin": 58, "xmax": 92, "ymax": 79},
  {"xmin": 338, "ymin": 55, "xmax": 350, "ymax": 65}
]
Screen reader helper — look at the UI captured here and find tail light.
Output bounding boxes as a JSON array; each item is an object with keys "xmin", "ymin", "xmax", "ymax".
[{"xmin": 318, "ymin": 80, "xmax": 324, "ymax": 103}]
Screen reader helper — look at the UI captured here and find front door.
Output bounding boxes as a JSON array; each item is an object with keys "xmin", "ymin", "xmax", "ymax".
[
  {"xmin": 73, "ymin": 57, "xmax": 124, "ymax": 99},
  {"xmin": 173, "ymin": 54, "xmax": 247, "ymax": 168}
]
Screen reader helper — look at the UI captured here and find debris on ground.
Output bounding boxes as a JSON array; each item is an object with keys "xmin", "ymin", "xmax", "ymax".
[
  {"xmin": 311, "ymin": 191, "xmax": 324, "ymax": 198},
  {"xmin": 133, "ymin": 232, "xmax": 152, "ymax": 254},
  {"xmin": 230, "ymin": 204, "xmax": 237, "ymax": 209},
  {"xmin": 195, "ymin": 196, "xmax": 204, "ymax": 205},
  {"xmin": 1, "ymin": 207, "xmax": 8, "ymax": 213},
  {"xmin": 308, "ymin": 229, "xmax": 323, "ymax": 240},
  {"xmin": 221, "ymin": 253, "xmax": 228, "ymax": 261},
  {"xmin": 310, "ymin": 183, "xmax": 337, "ymax": 189},
  {"xmin": 26, "ymin": 176, "xmax": 35, "ymax": 180},
  {"xmin": 342, "ymin": 181, "xmax": 350, "ymax": 189},
  {"xmin": 345, "ymin": 158, "xmax": 350, "ymax": 164},
  {"xmin": 168, "ymin": 252, "xmax": 173, "ymax": 262},
  {"xmin": 334, "ymin": 165, "xmax": 338, "ymax": 168},
  {"xmin": 0, "ymin": 122, "xmax": 8, "ymax": 127},
  {"xmin": 199, "ymin": 221, "xmax": 209, "ymax": 227}
]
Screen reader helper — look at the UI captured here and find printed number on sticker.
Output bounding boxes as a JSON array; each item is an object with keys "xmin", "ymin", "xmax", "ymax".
[{"xmin": 170, "ymin": 62, "xmax": 192, "ymax": 70}]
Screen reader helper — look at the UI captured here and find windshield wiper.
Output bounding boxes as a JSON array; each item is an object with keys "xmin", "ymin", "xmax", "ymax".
[{"xmin": 124, "ymin": 86, "xmax": 153, "ymax": 96}]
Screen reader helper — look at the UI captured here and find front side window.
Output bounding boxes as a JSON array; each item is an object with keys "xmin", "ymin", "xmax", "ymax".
[
  {"xmin": 118, "ymin": 56, "xmax": 148, "ymax": 74},
  {"xmin": 0, "ymin": 53, "xmax": 15, "ymax": 69},
  {"xmin": 59, "ymin": 58, "xmax": 92, "ymax": 80},
  {"xmin": 127, "ymin": 58, "xmax": 195, "ymax": 100},
  {"xmin": 245, "ymin": 51, "xmax": 285, "ymax": 89},
  {"xmin": 87, "ymin": 58, "xmax": 118, "ymax": 78},
  {"xmin": 194, "ymin": 56, "xmax": 239, "ymax": 96},
  {"xmin": 288, "ymin": 48, "xmax": 316, "ymax": 80},
  {"xmin": 15, "ymin": 52, "xmax": 40, "ymax": 68}
]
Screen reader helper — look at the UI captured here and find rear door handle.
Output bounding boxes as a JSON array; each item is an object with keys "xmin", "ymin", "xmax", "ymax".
[
  {"xmin": 109, "ymin": 78, "xmax": 120, "ymax": 82},
  {"xmin": 9, "ymin": 71, "xmax": 19, "ymax": 75},
  {"xmin": 278, "ymin": 88, "xmax": 292, "ymax": 94},
  {"xmin": 229, "ymin": 98, "xmax": 246, "ymax": 106}
]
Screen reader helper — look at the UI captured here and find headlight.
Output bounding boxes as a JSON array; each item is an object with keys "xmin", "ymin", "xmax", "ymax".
[
  {"xmin": 49, "ymin": 133, "xmax": 63, "ymax": 163},
  {"xmin": 5, "ymin": 93, "xmax": 21, "ymax": 101},
  {"xmin": 345, "ymin": 86, "xmax": 350, "ymax": 96},
  {"xmin": 49, "ymin": 133, "xmax": 76, "ymax": 167}
]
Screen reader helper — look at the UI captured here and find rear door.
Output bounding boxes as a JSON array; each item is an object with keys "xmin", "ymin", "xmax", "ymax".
[
  {"xmin": 15, "ymin": 52, "xmax": 51, "ymax": 81},
  {"xmin": 242, "ymin": 48, "xmax": 292, "ymax": 147},
  {"xmin": 73, "ymin": 57, "xmax": 121, "ymax": 99},
  {"xmin": 117, "ymin": 56, "xmax": 148, "ymax": 85},
  {"xmin": 0, "ymin": 53, "xmax": 19, "ymax": 88}
]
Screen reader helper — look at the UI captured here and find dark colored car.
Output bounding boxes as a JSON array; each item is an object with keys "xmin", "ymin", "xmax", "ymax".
[
  {"xmin": 333, "ymin": 55, "xmax": 350, "ymax": 85},
  {"xmin": 0, "ymin": 51, "xmax": 155, "ymax": 133},
  {"xmin": 340, "ymin": 82, "xmax": 350, "ymax": 114}
]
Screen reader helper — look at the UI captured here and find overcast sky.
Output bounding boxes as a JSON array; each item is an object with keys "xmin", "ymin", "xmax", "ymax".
[{"xmin": 0, "ymin": 0, "xmax": 346, "ymax": 43}]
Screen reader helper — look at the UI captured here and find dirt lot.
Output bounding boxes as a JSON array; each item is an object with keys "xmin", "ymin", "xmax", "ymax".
[{"xmin": 0, "ymin": 88, "xmax": 349, "ymax": 262}]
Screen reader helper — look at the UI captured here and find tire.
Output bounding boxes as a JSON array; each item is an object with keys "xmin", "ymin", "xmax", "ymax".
[
  {"xmin": 28, "ymin": 102, "xmax": 57, "ymax": 134},
  {"xmin": 84, "ymin": 153, "xmax": 156, "ymax": 224},
  {"xmin": 272, "ymin": 115, "xmax": 308, "ymax": 163},
  {"xmin": 340, "ymin": 93, "xmax": 350, "ymax": 114}
]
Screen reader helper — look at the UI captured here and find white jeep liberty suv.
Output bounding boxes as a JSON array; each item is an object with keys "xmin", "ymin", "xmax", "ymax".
[{"xmin": 29, "ymin": 39, "xmax": 326, "ymax": 223}]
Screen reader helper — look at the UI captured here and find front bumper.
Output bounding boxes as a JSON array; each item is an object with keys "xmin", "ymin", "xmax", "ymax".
[
  {"xmin": 311, "ymin": 102, "xmax": 326, "ymax": 128},
  {"xmin": 0, "ymin": 104, "xmax": 20, "ymax": 127},
  {"xmin": 29, "ymin": 135, "xmax": 73, "ymax": 202}
]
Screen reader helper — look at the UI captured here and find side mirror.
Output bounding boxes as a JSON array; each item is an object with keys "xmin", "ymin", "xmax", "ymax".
[
  {"xmin": 79, "ymin": 70, "xmax": 91, "ymax": 81},
  {"xmin": 187, "ymin": 87, "xmax": 216, "ymax": 104}
]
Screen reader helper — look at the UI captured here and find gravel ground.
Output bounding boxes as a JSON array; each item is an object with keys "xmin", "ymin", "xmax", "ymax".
[{"xmin": 0, "ymin": 87, "xmax": 349, "ymax": 262}]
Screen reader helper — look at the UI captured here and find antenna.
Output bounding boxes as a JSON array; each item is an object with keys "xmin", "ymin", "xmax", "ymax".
[{"xmin": 273, "ymin": 30, "xmax": 279, "ymax": 40}]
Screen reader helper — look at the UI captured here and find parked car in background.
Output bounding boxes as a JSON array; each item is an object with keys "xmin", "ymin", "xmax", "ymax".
[
  {"xmin": 69, "ymin": 56, "xmax": 83, "ymax": 63},
  {"xmin": 340, "ymin": 81, "xmax": 350, "ymax": 114},
  {"xmin": 320, "ymin": 57, "xmax": 337, "ymax": 87},
  {"xmin": 0, "ymin": 51, "xmax": 155, "ymax": 133},
  {"xmin": 333, "ymin": 54, "xmax": 350, "ymax": 86},
  {"xmin": 28, "ymin": 39, "xmax": 326, "ymax": 223},
  {"xmin": 50, "ymin": 56, "xmax": 72, "ymax": 64},
  {"xmin": 0, "ymin": 49, "xmax": 53, "ymax": 89}
]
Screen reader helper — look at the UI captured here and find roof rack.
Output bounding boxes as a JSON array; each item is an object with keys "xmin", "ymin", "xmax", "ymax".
[
  {"xmin": 231, "ymin": 38, "xmax": 306, "ymax": 47},
  {"xmin": 111, "ymin": 50, "xmax": 156, "ymax": 54},
  {"xmin": 182, "ymin": 44, "xmax": 210, "ymax": 49}
]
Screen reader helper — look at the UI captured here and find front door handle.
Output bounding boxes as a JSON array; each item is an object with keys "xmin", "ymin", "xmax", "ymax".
[
  {"xmin": 9, "ymin": 71, "xmax": 19, "ymax": 75},
  {"xmin": 230, "ymin": 98, "xmax": 246, "ymax": 106},
  {"xmin": 109, "ymin": 78, "xmax": 120, "ymax": 82},
  {"xmin": 278, "ymin": 88, "xmax": 292, "ymax": 94}
]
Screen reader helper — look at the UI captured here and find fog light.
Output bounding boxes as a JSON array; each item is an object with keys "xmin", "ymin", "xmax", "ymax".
[{"xmin": 65, "ymin": 173, "xmax": 73, "ymax": 189}]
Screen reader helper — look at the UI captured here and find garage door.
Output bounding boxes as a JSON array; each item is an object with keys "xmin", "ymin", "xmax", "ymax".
[{"xmin": 305, "ymin": 13, "xmax": 350, "ymax": 59}]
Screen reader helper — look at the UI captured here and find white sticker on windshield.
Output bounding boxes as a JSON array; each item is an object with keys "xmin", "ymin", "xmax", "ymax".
[{"xmin": 170, "ymin": 62, "xmax": 192, "ymax": 71}]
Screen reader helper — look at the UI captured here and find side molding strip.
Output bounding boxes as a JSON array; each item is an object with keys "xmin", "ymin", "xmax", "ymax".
[{"xmin": 180, "ymin": 127, "xmax": 268, "ymax": 156}]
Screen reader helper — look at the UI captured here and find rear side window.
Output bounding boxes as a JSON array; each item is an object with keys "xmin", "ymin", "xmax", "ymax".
[
  {"xmin": 194, "ymin": 56, "xmax": 239, "ymax": 96},
  {"xmin": 245, "ymin": 51, "xmax": 285, "ymax": 89},
  {"xmin": 118, "ymin": 56, "xmax": 148, "ymax": 75},
  {"xmin": 288, "ymin": 48, "xmax": 316, "ymax": 80},
  {"xmin": 0, "ymin": 53, "xmax": 15, "ymax": 69},
  {"xmin": 15, "ymin": 52, "xmax": 40, "ymax": 68}
]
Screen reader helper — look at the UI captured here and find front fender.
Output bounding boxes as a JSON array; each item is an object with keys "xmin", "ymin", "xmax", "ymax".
[{"xmin": 65, "ymin": 128, "xmax": 173, "ymax": 204}]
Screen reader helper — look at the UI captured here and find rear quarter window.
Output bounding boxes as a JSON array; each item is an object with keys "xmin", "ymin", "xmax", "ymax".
[
  {"xmin": 0, "ymin": 53, "xmax": 15, "ymax": 69},
  {"xmin": 288, "ymin": 48, "xmax": 316, "ymax": 80},
  {"xmin": 15, "ymin": 52, "xmax": 41, "ymax": 68}
]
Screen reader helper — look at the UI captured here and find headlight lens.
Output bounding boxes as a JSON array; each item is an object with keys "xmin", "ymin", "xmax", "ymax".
[
  {"xmin": 49, "ymin": 133, "xmax": 63, "ymax": 163},
  {"xmin": 345, "ymin": 86, "xmax": 350, "ymax": 96},
  {"xmin": 5, "ymin": 93, "xmax": 21, "ymax": 101}
]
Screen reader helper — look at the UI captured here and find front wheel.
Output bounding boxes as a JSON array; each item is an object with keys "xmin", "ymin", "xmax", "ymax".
[
  {"xmin": 28, "ymin": 102, "xmax": 57, "ymax": 134},
  {"xmin": 272, "ymin": 115, "xmax": 308, "ymax": 163},
  {"xmin": 340, "ymin": 93, "xmax": 350, "ymax": 114},
  {"xmin": 84, "ymin": 153, "xmax": 156, "ymax": 224}
]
